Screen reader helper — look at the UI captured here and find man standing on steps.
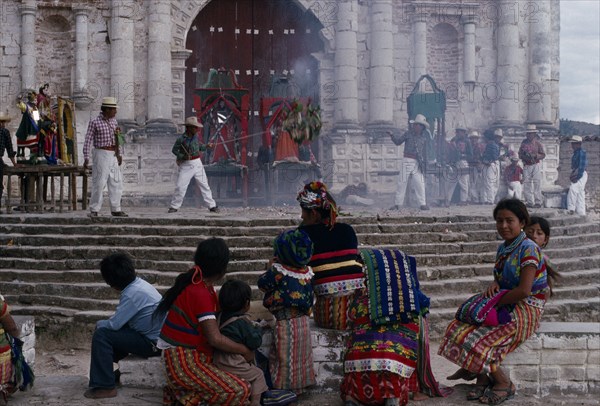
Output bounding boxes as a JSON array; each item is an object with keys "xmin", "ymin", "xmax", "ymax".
[
  {"xmin": 0, "ymin": 110, "xmax": 19, "ymax": 213},
  {"xmin": 168, "ymin": 116, "xmax": 219, "ymax": 213},
  {"xmin": 389, "ymin": 113, "xmax": 433, "ymax": 211},
  {"xmin": 85, "ymin": 252, "xmax": 163, "ymax": 399},
  {"xmin": 566, "ymin": 135, "xmax": 588, "ymax": 215},
  {"xmin": 83, "ymin": 97, "xmax": 128, "ymax": 217},
  {"xmin": 519, "ymin": 124, "xmax": 546, "ymax": 208}
]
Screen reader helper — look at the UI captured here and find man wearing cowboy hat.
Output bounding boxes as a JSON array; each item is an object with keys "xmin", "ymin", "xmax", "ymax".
[
  {"xmin": 518, "ymin": 124, "xmax": 546, "ymax": 208},
  {"xmin": 168, "ymin": 116, "xmax": 218, "ymax": 213},
  {"xmin": 83, "ymin": 97, "xmax": 127, "ymax": 217},
  {"xmin": 566, "ymin": 135, "xmax": 588, "ymax": 215},
  {"xmin": 389, "ymin": 113, "xmax": 433, "ymax": 210},
  {"xmin": 0, "ymin": 110, "xmax": 19, "ymax": 212}
]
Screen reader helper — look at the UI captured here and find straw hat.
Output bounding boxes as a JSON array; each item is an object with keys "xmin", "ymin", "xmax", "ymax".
[
  {"xmin": 568, "ymin": 135, "xmax": 583, "ymax": 143},
  {"xmin": 101, "ymin": 97, "xmax": 118, "ymax": 108},
  {"xmin": 525, "ymin": 124, "xmax": 537, "ymax": 133},
  {"xmin": 183, "ymin": 116, "xmax": 203, "ymax": 128},
  {"xmin": 494, "ymin": 128, "xmax": 503, "ymax": 137},
  {"xmin": 0, "ymin": 110, "xmax": 11, "ymax": 122},
  {"xmin": 468, "ymin": 130, "xmax": 480, "ymax": 138},
  {"xmin": 409, "ymin": 114, "xmax": 430, "ymax": 129}
]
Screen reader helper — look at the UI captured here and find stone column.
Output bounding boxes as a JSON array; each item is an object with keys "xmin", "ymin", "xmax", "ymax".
[
  {"xmin": 527, "ymin": 0, "xmax": 552, "ymax": 125},
  {"xmin": 73, "ymin": 6, "xmax": 93, "ymax": 108},
  {"xmin": 494, "ymin": 0, "xmax": 520, "ymax": 125},
  {"xmin": 147, "ymin": 0, "xmax": 175, "ymax": 132},
  {"xmin": 411, "ymin": 13, "xmax": 427, "ymax": 82},
  {"xmin": 367, "ymin": 0, "xmax": 394, "ymax": 129},
  {"xmin": 19, "ymin": 1, "xmax": 37, "ymax": 92},
  {"xmin": 462, "ymin": 15, "xmax": 476, "ymax": 83},
  {"xmin": 333, "ymin": 0, "xmax": 359, "ymax": 128},
  {"xmin": 111, "ymin": 0, "xmax": 136, "ymax": 128}
]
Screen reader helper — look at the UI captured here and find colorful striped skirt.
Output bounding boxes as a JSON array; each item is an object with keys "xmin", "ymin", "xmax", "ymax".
[
  {"xmin": 269, "ymin": 315, "xmax": 316, "ymax": 391},
  {"xmin": 162, "ymin": 347, "xmax": 250, "ymax": 406},
  {"xmin": 313, "ymin": 293, "xmax": 352, "ymax": 330},
  {"xmin": 438, "ymin": 301, "xmax": 543, "ymax": 374}
]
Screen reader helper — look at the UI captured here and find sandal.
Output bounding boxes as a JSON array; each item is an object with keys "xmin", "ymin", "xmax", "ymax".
[
  {"xmin": 479, "ymin": 382, "xmax": 516, "ymax": 405},
  {"xmin": 466, "ymin": 383, "xmax": 490, "ymax": 401}
]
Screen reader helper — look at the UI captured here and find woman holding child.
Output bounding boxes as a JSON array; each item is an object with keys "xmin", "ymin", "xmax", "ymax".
[
  {"xmin": 155, "ymin": 238, "xmax": 252, "ymax": 405},
  {"xmin": 439, "ymin": 198, "xmax": 549, "ymax": 405}
]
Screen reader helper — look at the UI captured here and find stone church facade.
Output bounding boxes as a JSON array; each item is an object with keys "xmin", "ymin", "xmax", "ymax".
[{"xmin": 0, "ymin": 0, "xmax": 562, "ymax": 204}]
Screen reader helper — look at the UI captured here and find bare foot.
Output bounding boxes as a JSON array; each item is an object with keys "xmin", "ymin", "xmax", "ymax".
[
  {"xmin": 447, "ymin": 368, "xmax": 477, "ymax": 381},
  {"xmin": 410, "ymin": 391, "xmax": 429, "ymax": 401}
]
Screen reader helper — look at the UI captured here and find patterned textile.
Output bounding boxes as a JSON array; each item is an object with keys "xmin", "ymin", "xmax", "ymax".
[
  {"xmin": 455, "ymin": 290, "xmax": 512, "ymax": 326},
  {"xmin": 258, "ymin": 263, "xmax": 314, "ymax": 317},
  {"xmin": 83, "ymin": 113, "xmax": 120, "ymax": 160},
  {"xmin": 296, "ymin": 181, "xmax": 338, "ymax": 226},
  {"xmin": 313, "ymin": 293, "xmax": 353, "ymax": 330},
  {"xmin": 439, "ymin": 301, "xmax": 542, "ymax": 374},
  {"xmin": 341, "ymin": 370, "xmax": 409, "ymax": 406},
  {"xmin": 0, "ymin": 347, "xmax": 11, "ymax": 387},
  {"xmin": 360, "ymin": 248, "xmax": 430, "ymax": 326},
  {"xmin": 273, "ymin": 229, "xmax": 313, "ymax": 268},
  {"xmin": 269, "ymin": 315, "xmax": 315, "ymax": 391},
  {"xmin": 162, "ymin": 347, "xmax": 250, "ymax": 406}
]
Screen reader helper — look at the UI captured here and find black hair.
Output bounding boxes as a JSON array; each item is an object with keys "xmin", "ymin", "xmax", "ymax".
[
  {"xmin": 493, "ymin": 198, "xmax": 530, "ymax": 226},
  {"xmin": 100, "ymin": 252, "xmax": 136, "ymax": 290},
  {"xmin": 155, "ymin": 238, "xmax": 229, "ymax": 317},
  {"xmin": 527, "ymin": 216, "xmax": 551, "ymax": 245},
  {"xmin": 218, "ymin": 279, "xmax": 252, "ymax": 313}
]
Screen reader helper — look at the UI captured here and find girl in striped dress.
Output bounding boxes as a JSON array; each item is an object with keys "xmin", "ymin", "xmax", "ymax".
[
  {"xmin": 258, "ymin": 229, "xmax": 316, "ymax": 393},
  {"xmin": 439, "ymin": 199, "xmax": 548, "ymax": 405}
]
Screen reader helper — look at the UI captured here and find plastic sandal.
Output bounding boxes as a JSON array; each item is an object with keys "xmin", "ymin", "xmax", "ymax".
[{"xmin": 479, "ymin": 382, "xmax": 516, "ymax": 405}]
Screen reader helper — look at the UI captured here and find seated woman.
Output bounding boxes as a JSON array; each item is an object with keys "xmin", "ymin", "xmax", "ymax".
[
  {"xmin": 439, "ymin": 198, "xmax": 548, "ymax": 405},
  {"xmin": 341, "ymin": 248, "xmax": 450, "ymax": 406},
  {"xmin": 0, "ymin": 293, "xmax": 21, "ymax": 403},
  {"xmin": 296, "ymin": 181, "xmax": 364, "ymax": 330},
  {"xmin": 154, "ymin": 238, "xmax": 252, "ymax": 405}
]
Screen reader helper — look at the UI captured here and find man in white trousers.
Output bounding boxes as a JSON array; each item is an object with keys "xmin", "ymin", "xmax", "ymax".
[
  {"xmin": 83, "ymin": 97, "xmax": 127, "ymax": 217},
  {"xmin": 518, "ymin": 124, "xmax": 546, "ymax": 208},
  {"xmin": 567, "ymin": 135, "xmax": 588, "ymax": 215},
  {"xmin": 481, "ymin": 129, "xmax": 502, "ymax": 204},
  {"xmin": 168, "ymin": 116, "xmax": 218, "ymax": 213}
]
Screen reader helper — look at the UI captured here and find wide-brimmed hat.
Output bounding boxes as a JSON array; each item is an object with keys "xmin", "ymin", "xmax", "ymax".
[
  {"xmin": 183, "ymin": 116, "xmax": 203, "ymax": 128},
  {"xmin": 494, "ymin": 128, "xmax": 503, "ymax": 137},
  {"xmin": 455, "ymin": 125, "xmax": 468, "ymax": 132},
  {"xmin": 468, "ymin": 130, "xmax": 480, "ymax": 138},
  {"xmin": 568, "ymin": 135, "xmax": 583, "ymax": 143},
  {"xmin": 101, "ymin": 97, "xmax": 118, "ymax": 108},
  {"xmin": 0, "ymin": 110, "xmax": 11, "ymax": 122},
  {"xmin": 409, "ymin": 114, "xmax": 430, "ymax": 129},
  {"xmin": 525, "ymin": 124, "xmax": 538, "ymax": 133}
]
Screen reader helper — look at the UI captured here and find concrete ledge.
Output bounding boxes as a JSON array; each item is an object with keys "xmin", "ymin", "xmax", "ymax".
[{"xmin": 119, "ymin": 321, "xmax": 600, "ymax": 397}]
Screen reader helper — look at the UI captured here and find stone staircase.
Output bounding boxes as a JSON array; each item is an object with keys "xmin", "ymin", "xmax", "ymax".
[{"xmin": 0, "ymin": 210, "xmax": 598, "ymax": 340}]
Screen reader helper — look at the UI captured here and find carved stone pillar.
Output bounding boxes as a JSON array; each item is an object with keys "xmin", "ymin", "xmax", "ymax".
[
  {"xmin": 147, "ymin": 0, "xmax": 175, "ymax": 132},
  {"xmin": 411, "ymin": 13, "xmax": 427, "ymax": 82},
  {"xmin": 111, "ymin": 0, "xmax": 136, "ymax": 127},
  {"xmin": 367, "ymin": 0, "xmax": 394, "ymax": 128},
  {"xmin": 20, "ymin": 1, "xmax": 37, "ymax": 92},
  {"xmin": 494, "ymin": 0, "xmax": 520, "ymax": 126},
  {"xmin": 462, "ymin": 15, "xmax": 476, "ymax": 84},
  {"xmin": 527, "ymin": 0, "xmax": 552, "ymax": 125},
  {"xmin": 73, "ymin": 6, "xmax": 93, "ymax": 107},
  {"xmin": 333, "ymin": 0, "xmax": 359, "ymax": 128}
]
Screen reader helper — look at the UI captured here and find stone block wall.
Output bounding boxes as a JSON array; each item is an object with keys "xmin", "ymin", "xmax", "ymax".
[{"xmin": 503, "ymin": 322, "xmax": 600, "ymax": 397}]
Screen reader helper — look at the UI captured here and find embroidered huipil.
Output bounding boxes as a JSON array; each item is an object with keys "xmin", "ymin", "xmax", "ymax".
[{"xmin": 258, "ymin": 263, "xmax": 314, "ymax": 316}]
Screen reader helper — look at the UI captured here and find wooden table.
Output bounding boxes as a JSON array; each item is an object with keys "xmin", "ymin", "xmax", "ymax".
[{"xmin": 3, "ymin": 165, "xmax": 88, "ymax": 213}]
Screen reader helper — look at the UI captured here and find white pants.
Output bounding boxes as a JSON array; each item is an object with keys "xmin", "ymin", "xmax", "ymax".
[
  {"xmin": 90, "ymin": 149, "xmax": 123, "ymax": 213},
  {"xmin": 523, "ymin": 163, "xmax": 543, "ymax": 206},
  {"xmin": 170, "ymin": 158, "xmax": 216, "ymax": 209},
  {"xmin": 469, "ymin": 167, "xmax": 483, "ymax": 203},
  {"xmin": 395, "ymin": 157, "xmax": 426, "ymax": 207},
  {"xmin": 567, "ymin": 171, "xmax": 587, "ymax": 215},
  {"xmin": 506, "ymin": 181, "xmax": 523, "ymax": 200},
  {"xmin": 445, "ymin": 160, "xmax": 469, "ymax": 203},
  {"xmin": 482, "ymin": 162, "xmax": 500, "ymax": 204}
]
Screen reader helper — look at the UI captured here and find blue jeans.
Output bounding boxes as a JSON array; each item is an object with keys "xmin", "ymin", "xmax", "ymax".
[{"xmin": 89, "ymin": 326, "xmax": 160, "ymax": 389}]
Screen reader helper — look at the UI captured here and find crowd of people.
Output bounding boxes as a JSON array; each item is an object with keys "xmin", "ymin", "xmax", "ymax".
[{"xmin": 0, "ymin": 182, "xmax": 548, "ymax": 405}]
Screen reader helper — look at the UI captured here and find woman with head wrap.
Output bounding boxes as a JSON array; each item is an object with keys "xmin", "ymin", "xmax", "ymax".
[
  {"xmin": 296, "ymin": 181, "xmax": 364, "ymax": 330},
  {"xmin": 258, "ymin": 229, "xmax": 316, "ymax": 392}
]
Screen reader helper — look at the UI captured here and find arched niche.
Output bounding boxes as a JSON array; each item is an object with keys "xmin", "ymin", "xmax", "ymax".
[{"xmin": 427, "ymin": 22, "xmax": 459, "ymax": 101}]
